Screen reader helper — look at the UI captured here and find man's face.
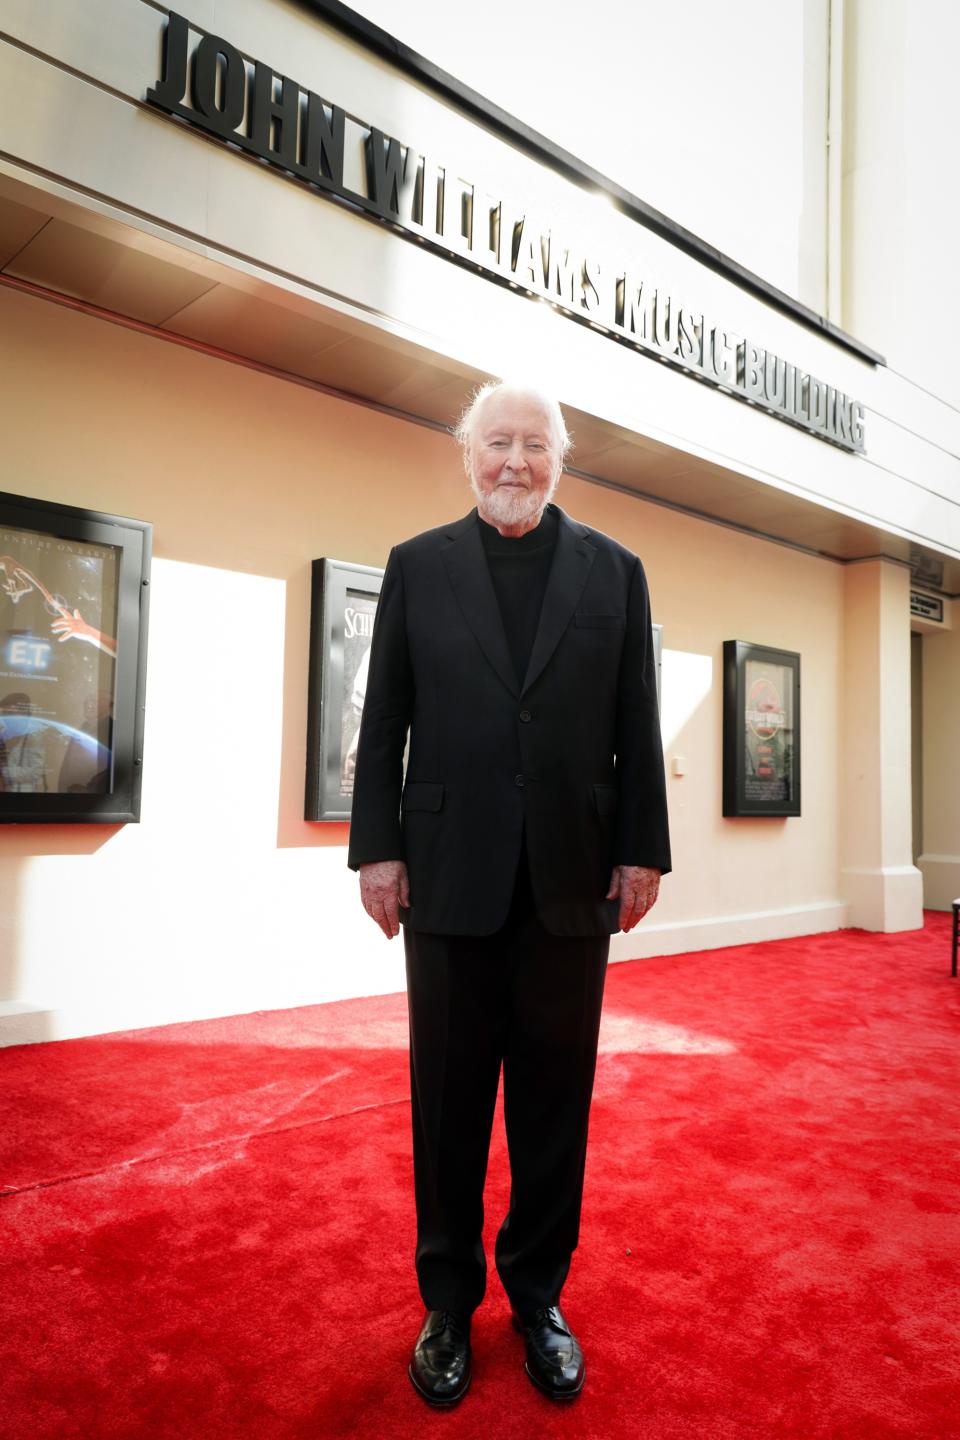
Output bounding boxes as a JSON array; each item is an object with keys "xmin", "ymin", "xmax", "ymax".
[{"xmin": 467, "ymin": 391, "xmax": 562, "ymax": 530}]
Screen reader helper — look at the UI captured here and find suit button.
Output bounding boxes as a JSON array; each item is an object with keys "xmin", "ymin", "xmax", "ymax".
[
  {"xmin": 514, "ymin": 773, "xmax": 525, "ymax": 788},
  {"xmin": 519, "ymin": 709, "xmax": 532, "ymax": 723}
]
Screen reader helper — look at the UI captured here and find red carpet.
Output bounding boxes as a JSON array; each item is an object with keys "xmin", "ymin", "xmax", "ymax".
[{"xmin": 2, "ymin": 915, "xmax": 958, "ymax": 1439}]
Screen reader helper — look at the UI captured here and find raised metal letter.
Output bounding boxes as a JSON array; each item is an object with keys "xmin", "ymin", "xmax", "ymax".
[{"xmin": 191, "ymin": 33, "xmax": 246, "ymax": 135}]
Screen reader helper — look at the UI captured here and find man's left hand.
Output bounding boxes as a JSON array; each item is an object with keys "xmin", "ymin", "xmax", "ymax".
[{"xmin": 606, "ymin": 865, "xmax": 661, "ymax": 932}]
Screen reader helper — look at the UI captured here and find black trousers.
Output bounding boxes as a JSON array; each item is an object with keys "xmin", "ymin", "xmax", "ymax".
[{"xmin": 403, "ymin": 846, "xmax": 609, "ymax": 1317}]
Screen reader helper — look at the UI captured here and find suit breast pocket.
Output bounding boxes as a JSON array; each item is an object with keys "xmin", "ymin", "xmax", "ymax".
[{"xmin": 574, "ymin": 613, "xmax": 626, "ymax": 630}]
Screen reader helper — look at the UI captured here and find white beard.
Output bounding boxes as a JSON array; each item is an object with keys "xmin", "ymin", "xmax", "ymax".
[{"xmin": 471, "ymin": 477, "xmax": 558, "ymax": 531}]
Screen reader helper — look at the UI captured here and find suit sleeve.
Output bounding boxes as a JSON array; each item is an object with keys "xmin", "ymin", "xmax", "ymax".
[
  {"xmin": 346, "ymin": 546, "xmax": 414, "ymax": 870},
  {"xmin": 613, "ymin": 555, "xmax": 672, "ymax": 875}
]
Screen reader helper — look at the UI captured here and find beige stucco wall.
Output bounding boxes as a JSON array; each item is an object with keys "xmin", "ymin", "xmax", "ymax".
[{"xmin": 0, "ymin": 283, "xmax": 856, "ymax": 1040}]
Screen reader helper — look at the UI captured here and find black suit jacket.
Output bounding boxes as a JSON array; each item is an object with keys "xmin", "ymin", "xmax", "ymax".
[{"xmin": 347, "ymin": 503, "xmax": 671, "ymax": 936}]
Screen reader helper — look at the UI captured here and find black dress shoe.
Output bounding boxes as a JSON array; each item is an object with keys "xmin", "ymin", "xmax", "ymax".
[
  {"xmin": 408, "ymin": 1309, "xmax": 472, "ymax": 1406},
  {"xmin": 512, "ymin": 1305, "xmax": 585, "ymax": 1399}
]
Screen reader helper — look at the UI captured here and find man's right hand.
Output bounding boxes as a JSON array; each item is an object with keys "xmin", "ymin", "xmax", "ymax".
[{"xmin": 358, "ymin": 860, "xmax": 410, "ymax": 939}]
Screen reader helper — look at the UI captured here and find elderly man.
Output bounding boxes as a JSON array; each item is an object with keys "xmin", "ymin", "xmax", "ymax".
[{"xmin": 347, "ymin": 380, "xmax": 670, "ymax": 1404}]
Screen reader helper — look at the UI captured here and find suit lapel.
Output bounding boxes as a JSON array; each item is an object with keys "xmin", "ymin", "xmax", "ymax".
[
  {"xmin": 521, "ymin": 507, "xmax": 597, "ymax": 695},
  {"xmin": 439, "ymin": 505, "xmax": 598, "ymax": 699},
  {"xmin": 441, "ymin": 511, "xmax": 519, "ymax": 698}
]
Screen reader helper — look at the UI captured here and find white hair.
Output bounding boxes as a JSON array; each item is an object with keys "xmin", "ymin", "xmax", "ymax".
[{"xmin": 453, "ymin": 380, "xmax": 573, "ymax": 459}]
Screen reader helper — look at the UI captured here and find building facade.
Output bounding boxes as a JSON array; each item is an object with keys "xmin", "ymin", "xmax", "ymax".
[{"xmin": 1, "ymin": 0, "xmax": 958, "ymax": 1043}]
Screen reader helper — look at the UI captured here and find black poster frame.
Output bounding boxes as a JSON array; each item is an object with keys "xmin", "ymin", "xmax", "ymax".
[
  {"xmin": 722, "ymin": 639, "xmax": 801, "ymax": 818},
  {"xmin": 305, "ymin": 557, "xmax": 384, "ymax": 821},
  {"xmin": 0, "ymin": 491, "xmax": 151, "ymax": 824}
]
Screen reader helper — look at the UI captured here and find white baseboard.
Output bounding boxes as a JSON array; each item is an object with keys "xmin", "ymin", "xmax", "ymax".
[
  {"xmin": 0, "ymin": 901, "xmax": 856, "ymax": 1047},
  {"xmin": 609, "ymin": 900, "xmax": 850, "ymax": 963},
  {"xmin": 0, "ymin": 1001, "xmax": 58, "ymax": 1048},
  {"xmin": 917, "ymin": 853, "xmax": 960, "ymax": 911},
  {"xmin": 0, "ymin": 952, "xmax": 409, "ymax": 1048}
]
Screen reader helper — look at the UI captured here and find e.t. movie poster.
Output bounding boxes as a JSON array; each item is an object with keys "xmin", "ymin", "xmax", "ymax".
[{"xmin": 0, "ymin": 525, "xmax": 119, "ymax": 794}]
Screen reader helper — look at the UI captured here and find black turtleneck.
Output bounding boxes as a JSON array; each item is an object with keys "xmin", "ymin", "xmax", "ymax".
[{"xmin": 478, "ymin": 505, "xmax": 559, "ymax": 687}]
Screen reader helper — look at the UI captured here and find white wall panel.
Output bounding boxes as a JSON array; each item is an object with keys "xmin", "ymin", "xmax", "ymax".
[
  {"xmin": 843, "ymin": 0, "xmax": 960, "ymax": 407},
  {"xmin": 345, "ymin": 0, "xmax": 831, "ymax": 309}
]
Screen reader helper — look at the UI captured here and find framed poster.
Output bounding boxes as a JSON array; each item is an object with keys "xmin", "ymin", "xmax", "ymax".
[
  {"xmin": 0, "ymin": 491, "xmax": 151, "ymax": 823},
  {"xmin": 722, "ymin": 640, "xmax": 800, "ymax": 817},
  {"xmin": 305, "ymin": 557, "xmax": 384, "ymax": 821}
]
